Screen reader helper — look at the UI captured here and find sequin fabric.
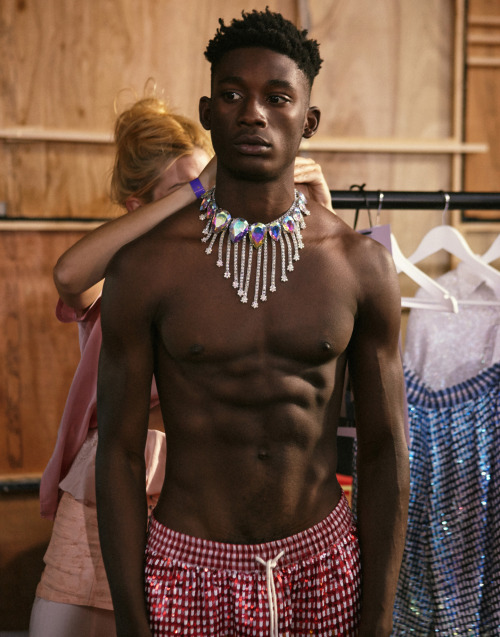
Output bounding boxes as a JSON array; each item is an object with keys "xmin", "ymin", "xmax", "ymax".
[
  {"xmin": 392, "ymin": 364, "xmax": 500, "ymax": 636},
  {"xmin": 145, "ymin": 493, "xmax": 361, "ymax": 636},
  {"xmin": 403, "ymin": 262, "xmax": 500, "ymax": 391}
]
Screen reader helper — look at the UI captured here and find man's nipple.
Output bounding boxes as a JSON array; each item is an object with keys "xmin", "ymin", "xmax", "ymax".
[{"xmin": 321, "ymin": 340, "xmax": 333, "ymax": 352}]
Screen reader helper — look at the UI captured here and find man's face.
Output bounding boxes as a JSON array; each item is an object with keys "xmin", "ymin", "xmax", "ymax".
[{"xmin": 200, "ymin": 47, "xmax": 315, "ymax": 182}]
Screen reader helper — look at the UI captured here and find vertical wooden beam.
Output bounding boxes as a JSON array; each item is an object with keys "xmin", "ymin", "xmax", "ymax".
[
  {"xmin": 452, "ymin": 0, "xmax": 466, "ymax": 227},
  {"xmin": 296, "ymin": 0, "xmax": 311, "ymax": 30}
]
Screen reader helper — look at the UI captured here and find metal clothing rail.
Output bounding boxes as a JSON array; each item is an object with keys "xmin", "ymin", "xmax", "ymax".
[
  {"xmin": 0, "ymin": 475, "xmax": 41, "ymax": 495},
  {"xmin": 3, "ymin": 192, "xmax": 500, "ymax": 233},
  {"xmin": 329, "ymin": 190, "xmax": 500, "ymax": 210}
]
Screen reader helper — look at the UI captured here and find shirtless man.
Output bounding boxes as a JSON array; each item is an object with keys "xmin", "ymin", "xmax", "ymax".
[{"xmin": 96, "ymin": 9, "xmax": 409, "ymax": 637}]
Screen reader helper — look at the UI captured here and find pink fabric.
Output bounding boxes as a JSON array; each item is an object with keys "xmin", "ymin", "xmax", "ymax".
[
  {"xmin": 59, "ymin": 429, "xmax": 166, "ymax": 505},
  {"xmin": 36, "ymin": 491, "xmax": 115, "ymax": 609},
  {"xmin": 40, "ymin": 298, "xmax": 159, "ymax": 520},
  {"xmin": 36, "ymin": 488, "xmax": 161, "ymax": 611}
]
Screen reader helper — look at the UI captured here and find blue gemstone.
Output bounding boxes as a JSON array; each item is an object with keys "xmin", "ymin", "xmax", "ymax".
[
  {"xmin": 229, "ymin": 218, "xmax": 249, "ymax": 243},
  {"xmin": 282, "ymin": 214, "xmax": 295, "ymax": 233},
  {"xmin": 268, "ymin": 221, "xmax": 281, "ymax": 241},
  {"xmin": 206, "ymin": 202, "xmax": 217, "ymax": 220},
  {"xmin": 249, "ymin": 223, "xmax": 267, "ymax": 248}
]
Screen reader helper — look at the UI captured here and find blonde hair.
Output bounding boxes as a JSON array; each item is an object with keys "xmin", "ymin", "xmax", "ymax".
[{"xmin": 111, "ymin": 96, "xmax": 213, "ymax": 206}]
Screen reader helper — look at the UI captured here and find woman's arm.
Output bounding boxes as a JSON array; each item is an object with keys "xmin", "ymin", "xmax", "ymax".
[
  {"xmin": 54, "ymin": 157, "xmax": 216, "ymax": 310},
  {"xmin": 54, "ymin": 155, "xmax": 328, "ymax": 311}
]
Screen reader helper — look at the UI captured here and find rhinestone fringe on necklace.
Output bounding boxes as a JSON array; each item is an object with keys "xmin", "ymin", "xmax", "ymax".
[{"xmin": 199, "ymin": 187, "xmax": 310, "ymax": 308}]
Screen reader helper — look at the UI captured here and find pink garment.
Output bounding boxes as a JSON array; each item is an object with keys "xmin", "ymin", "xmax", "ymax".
[
  {"xmin": 40, "ymin": 297, "xmax": 159, "ymax": 520},
  {"xmin": 59, "ymin": 429, "xmax": 166, "ymax": 506}
]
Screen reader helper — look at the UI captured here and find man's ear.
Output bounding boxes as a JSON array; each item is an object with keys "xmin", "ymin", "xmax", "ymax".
[
  {"xmin": 302, "ymin": 106, "xmax": 320, "ymax": 139},
  {"xmin": 125, "ymin": 197, "xmax": 142, "ymax": 213},
  {"xmin": 199, "ymin": 96, "xmax": 212, "ymax": 131}
]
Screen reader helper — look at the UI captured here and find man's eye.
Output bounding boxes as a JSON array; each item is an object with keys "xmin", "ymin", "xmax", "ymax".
[
  {"xmin": 223, "ymin": 91, "xmax": 241, "ymax": 101},
  {"xmin": 268, "ymin": 95, "xmax": 289, "ymax": 104}
]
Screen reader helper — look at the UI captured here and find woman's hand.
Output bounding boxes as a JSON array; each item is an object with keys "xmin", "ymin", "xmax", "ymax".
[
  {"xmin": 199, "ymin": 155, "xmax": 217, "ymax": 192},
  {"xmin": 294, "ymin": 156, "xmax": 334, "ymax": 212}
]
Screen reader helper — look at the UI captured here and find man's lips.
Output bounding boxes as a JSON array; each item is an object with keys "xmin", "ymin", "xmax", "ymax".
[{"xmin": 234, "ymin": 135, "xmax": 271, "ymax": 155}]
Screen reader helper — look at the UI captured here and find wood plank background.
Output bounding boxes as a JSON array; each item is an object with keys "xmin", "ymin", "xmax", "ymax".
[
  {"xmin": 464, "ymin": 0, "xmax": 500, "ymax": 219},
  {"xmin": 1, "ymin": 0, "xmax": 499, "ymax": 629}
]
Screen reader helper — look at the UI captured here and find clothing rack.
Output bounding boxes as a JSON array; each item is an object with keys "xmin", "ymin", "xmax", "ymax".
[
  {"xmin": 329, "ymin": 190, "xmax": 500, "ymax": 210},
  {"xmin": 3, "ymin": 191, "xmax": 500, "ymax": 234}
]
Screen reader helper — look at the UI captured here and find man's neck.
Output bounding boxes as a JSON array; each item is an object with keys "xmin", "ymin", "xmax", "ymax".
[{"xmin": 213, "ymin": 171, "xmax": 297, "ymax": 224}]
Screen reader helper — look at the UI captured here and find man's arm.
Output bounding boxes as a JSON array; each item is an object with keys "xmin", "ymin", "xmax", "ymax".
[
  {"xmin": 95, "ymin": 250, "xmax": 156, "ymax": 637},
  {"xmin": 347, "ymin": 237, "xmax": 410, "ymax": 637}
]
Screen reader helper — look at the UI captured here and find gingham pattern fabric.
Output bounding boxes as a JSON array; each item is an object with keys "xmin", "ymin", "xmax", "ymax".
[
  {"xmin": 145, "ymin": 492, "xmax": 361, "ymax": 636},
  {"xmin": 392, "ymin": 364, "xmax": 500, "ymax": 636}
]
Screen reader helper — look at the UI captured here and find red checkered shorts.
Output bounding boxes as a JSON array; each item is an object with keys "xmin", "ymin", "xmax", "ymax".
[{"xmin": 145, "ymin": 493, "xmax": 361, "ymax": 636}]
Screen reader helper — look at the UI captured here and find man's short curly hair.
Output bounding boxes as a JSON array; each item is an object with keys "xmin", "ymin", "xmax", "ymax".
[{"xmin": 204, "ymin": 8, "xmax": 322, "ymax": 88}]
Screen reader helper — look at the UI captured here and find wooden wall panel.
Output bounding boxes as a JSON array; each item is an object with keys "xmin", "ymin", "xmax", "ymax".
[
  {"xmin": 0, "ymin": 2, "xmax": 300, "ymax": 628},
  {"xmin": 0, "ymin": 231, "xmax": 83, "ymax": 475},
  {"xmin": 307, "ymin": 0, "xmax": 455, "ymax": 293},
  {"xmin": 0, "ymin": 495, "xmax": 53, "ymax": 631},
  {"xmin": 2, "ymin": 143, "xmax": 117, "ymax": 219},
  {"xmin": 0, "ymin": 0, "xmax": 297, "ymax": 219},
  {"xmin": 464, "ymin": 0, "xmax": 500, "ymax": 223}
]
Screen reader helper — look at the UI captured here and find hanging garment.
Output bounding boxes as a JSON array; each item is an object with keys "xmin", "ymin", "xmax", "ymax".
[
  {"xmin": 404, "ymin": 261, "xmax": 500, "ymax": 390},
  {"xmin": 392, "ymin": 364, "xmax": 500, "ymax": 636},
  {"xmin": 396, "ymin": 262, "xmax": 500, "ymax": 635}
]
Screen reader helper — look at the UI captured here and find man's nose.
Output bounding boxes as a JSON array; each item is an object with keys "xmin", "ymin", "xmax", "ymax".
[{"xmin": 238, "ymin": 98, "xmax": 267, "ymax": 126}]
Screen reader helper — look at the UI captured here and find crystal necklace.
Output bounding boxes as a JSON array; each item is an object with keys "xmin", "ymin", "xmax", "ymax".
[{"xmin": 199, "ymin": 187, "xmax": 310, "ymax": 308}]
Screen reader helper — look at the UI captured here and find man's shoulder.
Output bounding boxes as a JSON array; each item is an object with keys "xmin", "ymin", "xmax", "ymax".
[
  {"xmin": 309, "ymin": 204, "xmax": 388, "ymax": 256},
  {"xmin": 118, "ymin": 202, "xmax": 199, "ymax": 258},
  {"xmin": 310, "ymin": 208, "xmax": 397, "ymax": 290}
]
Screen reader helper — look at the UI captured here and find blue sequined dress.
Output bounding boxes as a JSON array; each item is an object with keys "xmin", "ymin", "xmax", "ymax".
[
  {"xmin": 392, "ymin": 364, "xmax": 500, "ymax": 635},
  {"xmin": 393, "ymin": 262, "xmax": 500, "ymax": 635}
]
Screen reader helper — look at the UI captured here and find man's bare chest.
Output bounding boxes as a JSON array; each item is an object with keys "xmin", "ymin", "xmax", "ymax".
[{"xmin": 156, "ymin": 252, "xmax": 356, "ymax": 368}]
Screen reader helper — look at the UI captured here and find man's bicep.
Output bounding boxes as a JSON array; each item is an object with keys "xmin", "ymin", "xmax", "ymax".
[
  {"xmin": 97, "ymin": 271, "xmax": 155, "ymax": 449},
  {"xmin": 347, "ymin": 248, "xmax": 405, "ymax": 444}
]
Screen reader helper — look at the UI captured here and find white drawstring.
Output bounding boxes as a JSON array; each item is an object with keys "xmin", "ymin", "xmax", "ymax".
[{"xmin": 255, "ymin": 550, "xmax": 285, "ymax": 637}]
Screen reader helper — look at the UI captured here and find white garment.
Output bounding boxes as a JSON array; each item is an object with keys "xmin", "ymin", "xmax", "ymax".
[
  {"xmin": 404, "ymin": 261, "xmax": 500, "ymax": 389},
  {"xmin": 29, "ymin": 597, "xmax": 116, "ymax": 637}
]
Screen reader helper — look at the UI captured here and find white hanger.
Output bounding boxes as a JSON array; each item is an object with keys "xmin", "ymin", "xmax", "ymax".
[
  {"xmin": 391, "ymin": 233, "xmax": 458, "ymax": 313},
  {"xmin": 366, "ymin": 191, "xmax": 458, "ymax": 313},
  {"xmin": 407, "ymin": 193, "xmax": 500, "ymax": 288},
  {"xmin": 482, "ymin": 234, "xmax": 500, "ymax": 264}
]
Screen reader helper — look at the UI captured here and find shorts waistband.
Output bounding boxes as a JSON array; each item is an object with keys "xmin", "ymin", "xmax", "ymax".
[{"xmin": 147, "ymin": 491, "xmax": 354, "ymax": 573}]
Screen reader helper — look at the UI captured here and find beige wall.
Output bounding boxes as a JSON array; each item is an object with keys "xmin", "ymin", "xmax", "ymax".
[{"xmin": 2, "ymin": 0, "xmax": 498, "ymax": 628}]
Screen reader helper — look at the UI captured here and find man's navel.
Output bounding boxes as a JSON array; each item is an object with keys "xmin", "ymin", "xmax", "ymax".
[{"xmin": 189, "ymin": 343, "xmax": 205, "ymax": 356}]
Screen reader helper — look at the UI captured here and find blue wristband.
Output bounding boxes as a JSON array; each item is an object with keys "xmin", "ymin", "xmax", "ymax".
[{"xmin": 189, "ymin": 178, "xmax": 205, "ymax": 199}]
